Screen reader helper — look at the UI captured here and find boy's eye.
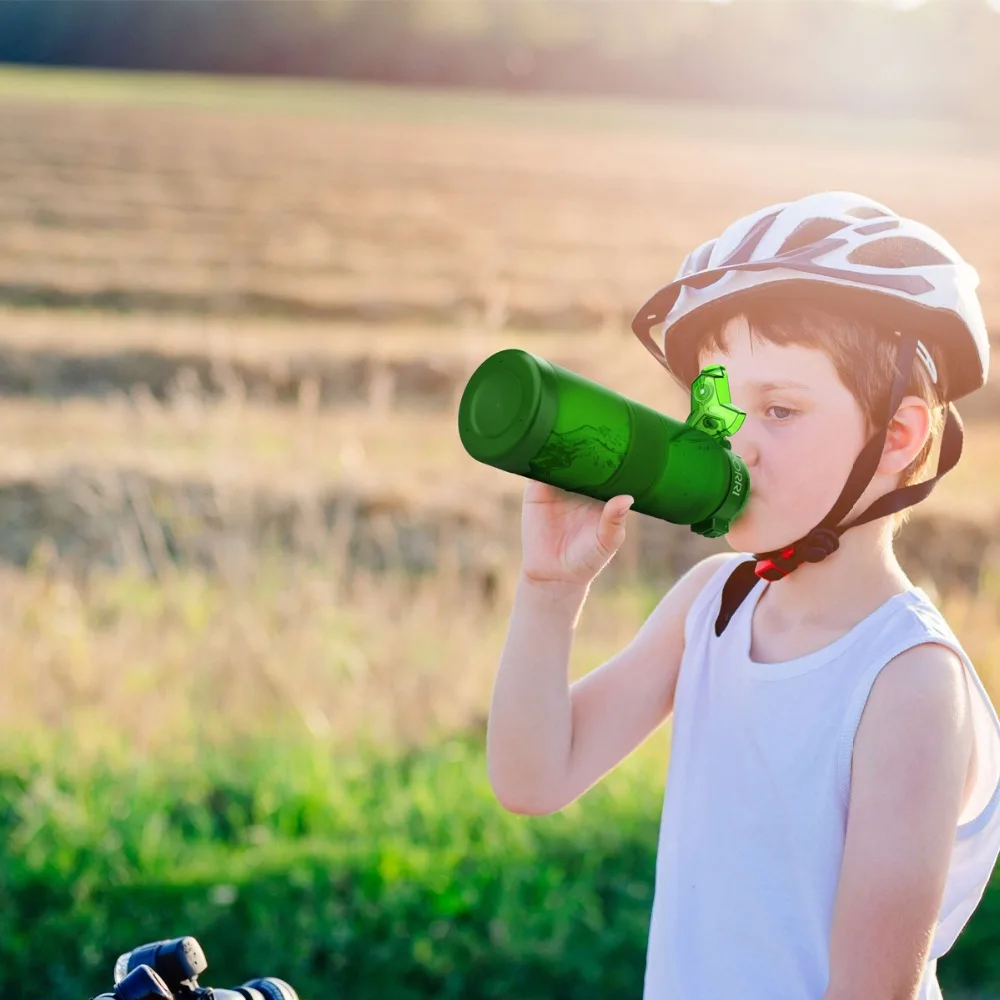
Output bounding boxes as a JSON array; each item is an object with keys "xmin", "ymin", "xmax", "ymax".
[{"xmin": 766, "ymin": 405, "xmax": 795, "ymax": 421}]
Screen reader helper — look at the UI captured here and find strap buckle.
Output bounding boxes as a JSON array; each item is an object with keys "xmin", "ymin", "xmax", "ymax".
[{"xmin": 754, "ymin": 547, "xmax": 796, "ymax": 581}]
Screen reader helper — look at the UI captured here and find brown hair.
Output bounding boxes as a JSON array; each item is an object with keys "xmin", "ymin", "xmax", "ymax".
[{"xmin": 670, "ymin": 299, "xmax": 946, "ymax": 534}]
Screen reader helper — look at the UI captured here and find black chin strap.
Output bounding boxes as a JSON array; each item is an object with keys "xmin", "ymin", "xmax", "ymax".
[{"xmin": 714, "ymin": 334, "xmax": 964, "ymax": 636}]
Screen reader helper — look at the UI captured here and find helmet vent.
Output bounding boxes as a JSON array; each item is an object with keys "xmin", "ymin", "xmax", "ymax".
[
  {"xmin": 776, "ymin": 217, "xmax": 851, "ymax": 256},
  {"xmin": 847, "ymin": 237, "xmax": 952, "ymax": 268},
  {"xmin": 845, "ymin": 206, "xmax": 890, "ymax": 220},
  {"xmin": 855, "ymin": 219, "xmax": 900, "ymax": 236}
]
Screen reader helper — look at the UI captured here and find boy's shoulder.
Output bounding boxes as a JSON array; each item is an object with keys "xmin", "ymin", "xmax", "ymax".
[
  {"xmin": 897, "ymin": 586, "xmax": 961, "ymax": 644},
  {"xmin": 689, "ymin": 551, "xmax": 749, "ymax": 596},
  {"xmin": 682, "ymin": 551, "xmax": 751, "ymax": 623}
]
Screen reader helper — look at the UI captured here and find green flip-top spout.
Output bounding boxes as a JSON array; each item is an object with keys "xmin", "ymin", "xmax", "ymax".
[{"xmin": 686, "ymin": 364, "xmax": 746, "ymax": 445}]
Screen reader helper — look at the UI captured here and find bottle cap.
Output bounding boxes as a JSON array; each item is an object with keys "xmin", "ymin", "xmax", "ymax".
[{"xmin": 458, "ymin": 349, "xmax": 558, "ymax": 472}]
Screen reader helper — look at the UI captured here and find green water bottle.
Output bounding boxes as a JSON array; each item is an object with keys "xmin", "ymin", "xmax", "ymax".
[{"xmin": 457, "ymin": 349, "xmax": 749, "ymax": 538}]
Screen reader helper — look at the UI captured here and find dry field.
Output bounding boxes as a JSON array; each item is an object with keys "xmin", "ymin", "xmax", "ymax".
[{"xmin": 0, "ymin": 67, "xmax": 999, "ymax": 758}]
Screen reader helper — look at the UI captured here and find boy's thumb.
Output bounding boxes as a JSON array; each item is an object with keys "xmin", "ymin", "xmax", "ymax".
[{"xmin": 616, "ymin": 496, "xmax": 635, "ymax": 519}]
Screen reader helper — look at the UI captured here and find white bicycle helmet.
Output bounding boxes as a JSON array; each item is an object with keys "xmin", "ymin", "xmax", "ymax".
[
  {"xmin": 630, "ymin": 191, "xmax": 991, "ymax": 635},
  {"xmin": 633, "ymin": 191, "xmax": 988, "ymax": 402}
]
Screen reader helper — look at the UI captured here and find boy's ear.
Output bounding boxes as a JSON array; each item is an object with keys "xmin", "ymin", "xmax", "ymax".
[{"xmin": 878, "ymin": 395, "xmax": 932, "ymax": 477}]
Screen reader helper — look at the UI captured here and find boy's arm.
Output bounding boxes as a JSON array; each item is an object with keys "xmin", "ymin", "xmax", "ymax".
[
  {"xmin": 822, "ymin": 643, "xmax": 974, "ymax": 1000},
  {"xmin": 487, "ymin": 551, "xmax": 733, "ymax": 816}
]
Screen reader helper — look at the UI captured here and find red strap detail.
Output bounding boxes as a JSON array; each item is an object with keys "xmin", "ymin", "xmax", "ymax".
[
  {"xmin": 754, "ymin": 559, "xmax": 784, "ymax": 580},
  {"xmin": 755, "ymin": 545, "xmax": 798, "ymax": 581}
]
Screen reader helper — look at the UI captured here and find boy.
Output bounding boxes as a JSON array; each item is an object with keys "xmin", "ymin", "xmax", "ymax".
[{"xmin": 486, "ymin": 192, "xmax": 1000, "ymax": 1000}]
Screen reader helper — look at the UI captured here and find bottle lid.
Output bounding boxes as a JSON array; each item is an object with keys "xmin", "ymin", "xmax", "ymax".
[{"xmin": 458, "ymin": 349, "xmax": 557, "ymax": 471}]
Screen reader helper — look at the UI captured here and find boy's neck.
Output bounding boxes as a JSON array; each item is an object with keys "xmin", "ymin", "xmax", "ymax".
[{"xmin": 754, "ymin": 520, "xmax": 913, "ymax": 630}]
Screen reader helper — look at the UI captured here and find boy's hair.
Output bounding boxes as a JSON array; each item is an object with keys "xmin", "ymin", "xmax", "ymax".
[{"xmin": 673, "ymin": 299, "xmax": 946, "ymax": 535}]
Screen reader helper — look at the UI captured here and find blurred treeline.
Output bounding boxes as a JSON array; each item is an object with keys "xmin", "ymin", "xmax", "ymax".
[{"xmin": 1, "ymin": 0, "xmax": 999, "ymax": 121}]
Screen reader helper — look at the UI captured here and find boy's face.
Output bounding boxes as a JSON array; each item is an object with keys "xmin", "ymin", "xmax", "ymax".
[{"xmin": 697, "ymin": 315, "xmax": 869, "ymax": 554}]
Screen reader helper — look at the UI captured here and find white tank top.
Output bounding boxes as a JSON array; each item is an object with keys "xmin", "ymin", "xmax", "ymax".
[{"xmin": 643, "ymin": 553, "xmax": 1000, "ymax": 1000}]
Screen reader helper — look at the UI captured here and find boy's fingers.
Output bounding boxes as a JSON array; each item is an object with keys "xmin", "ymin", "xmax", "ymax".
[
  {"xmin": 603, "ymin": 497, "xmax": 633, "ymax": 531},
  {"xmin": 616, "ymin": 496, "xmax": 635, "ymax": 519}
]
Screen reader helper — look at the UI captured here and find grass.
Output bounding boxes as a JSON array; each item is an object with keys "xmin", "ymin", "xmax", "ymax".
[
  {"xmin": 0, "ymin": 727, "xmax": 676, "ymax": 1000},
  {"xmin": 0, "ymin": 539, "xmax": 674, "ymax": 766},
  {"xmin": 1, "ymin": 501, "xmax": 999, "ymax": 770}
]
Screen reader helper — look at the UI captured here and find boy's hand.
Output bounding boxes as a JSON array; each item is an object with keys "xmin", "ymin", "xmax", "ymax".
[{"xmin": 519, "ymin": 480, "xmax": 634, "ymax": 589}]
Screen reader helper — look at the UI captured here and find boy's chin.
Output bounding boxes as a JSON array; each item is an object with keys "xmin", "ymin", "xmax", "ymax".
[{"xmin": 725, "ymin": 513, "xmax": 802, "ymax": 556}]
